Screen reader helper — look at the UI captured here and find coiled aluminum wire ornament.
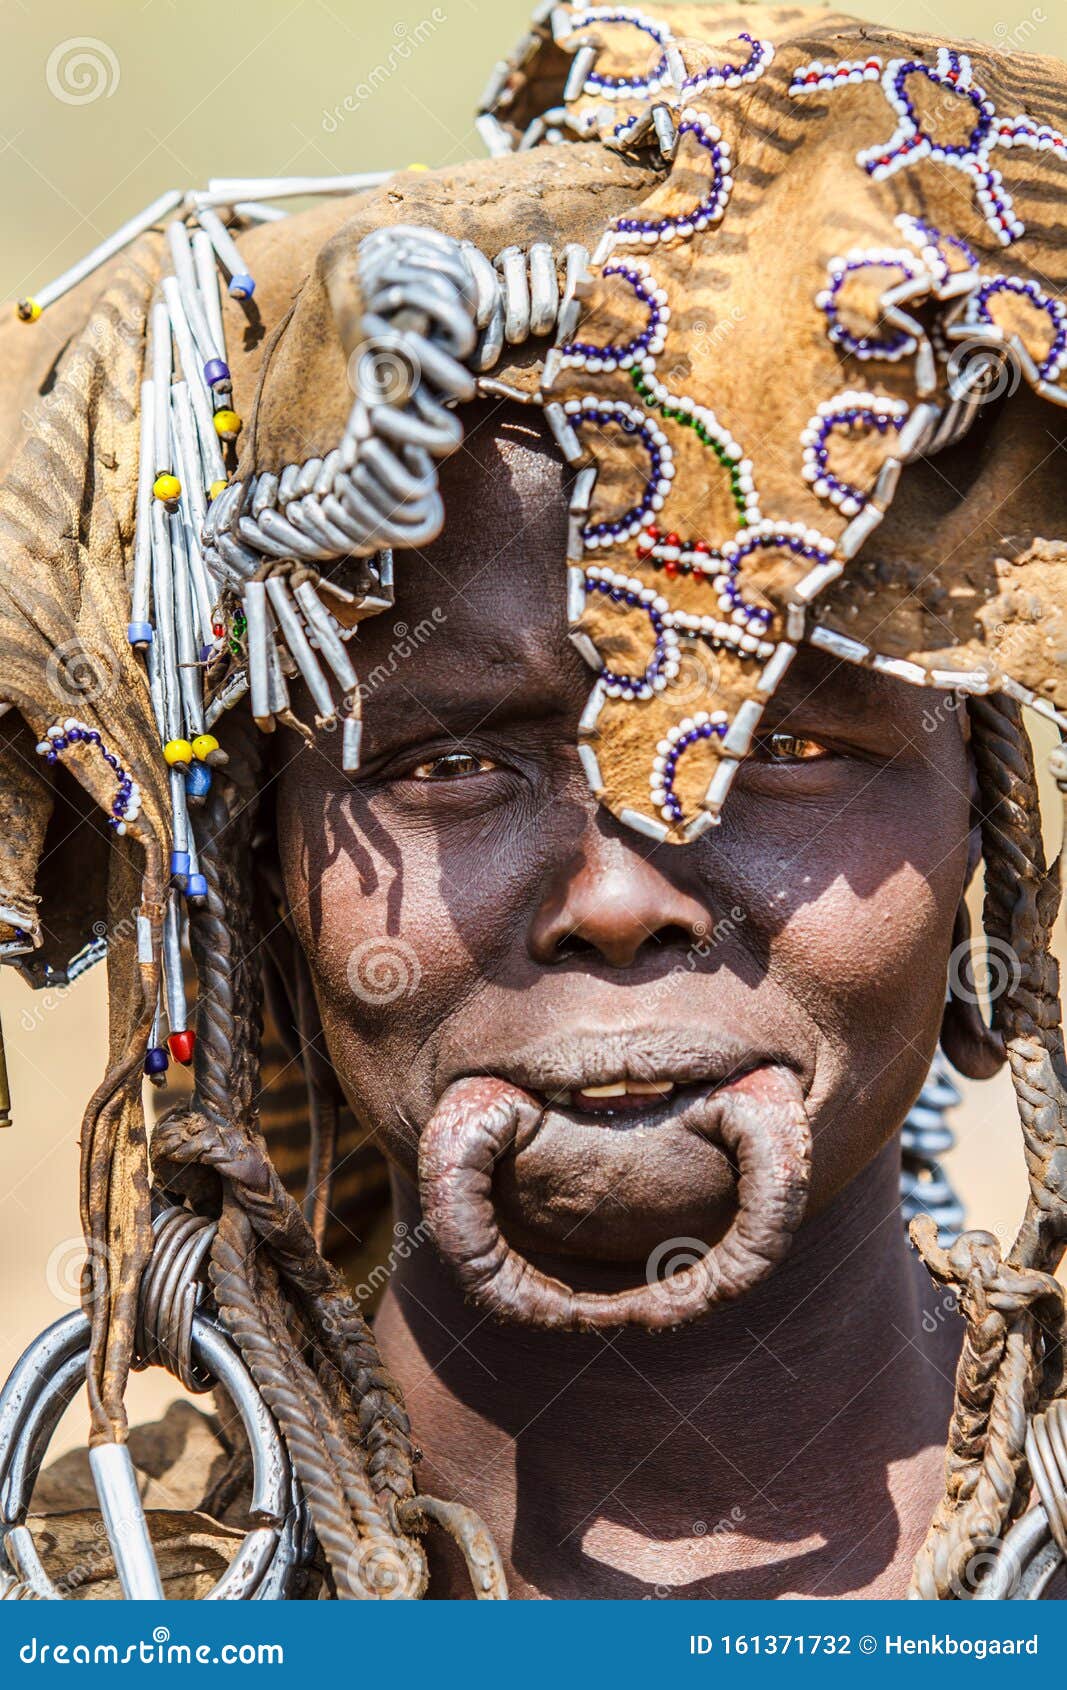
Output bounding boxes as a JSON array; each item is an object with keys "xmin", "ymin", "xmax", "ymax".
[{"xmin": 0, "ymin": 1207, "xmax": 310, "ymax": 1600}]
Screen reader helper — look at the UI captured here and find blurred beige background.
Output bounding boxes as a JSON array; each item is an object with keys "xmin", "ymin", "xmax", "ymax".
[{"xmin": 0, "ymin": 0, "xmax": 1064, "ymax": 1449}]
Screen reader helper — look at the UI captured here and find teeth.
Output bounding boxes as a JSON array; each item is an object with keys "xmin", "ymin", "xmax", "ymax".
[{"xmin": 576, "ymin": 1079, "xmax": 676, "ymax": 1098}]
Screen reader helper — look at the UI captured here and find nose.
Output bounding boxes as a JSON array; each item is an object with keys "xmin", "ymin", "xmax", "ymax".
[{"xmin": 528, "ymin": 821, "xmax": 715, "ymax": 969}]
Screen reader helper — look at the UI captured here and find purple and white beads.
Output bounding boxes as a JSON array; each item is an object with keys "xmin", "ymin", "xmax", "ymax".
[
  {"xmin": 789, "ymin": 56, "xmax": 883, "ymax": 95},
  {"xmin": 895, "ymin": 214, "xmax": 977, "ymax": 284},
  {"xmin": 613, "ymin": 110, "xmax": 732, "ymax": 246},
  {"xmin": 817, "ymin": 249, "xmax": 921, "ymax": 361},
  {"xmin": 801, "ymin": 392, "xmax": 909, "ymax": 516},
  {"xmin": 35, "ymin": 719, "xmax": 142, "ymax": 835},
  {"xmin": 965, "ymin": 275, "xmax": 1067, "ymax": 382},
  {"xmin": 651, "ymin": 712, "xmax": 728, "ymax": 824},
  {"xmin": 569, "ymin": 8, "xmax": 671, "ymax": 101},
  {"xmin": 566, "ymin": 397, "xmax": 674, "ymax": 544},
  {"xmin": 583, "ymin": 566, "xmax": 679, "ymax": 698},
  {"xmin": 559, "ymin": 260, "xmax": 669, "ymax": 373},
  {"xmin": 793, "ymin": 45, "xmax": 1067, "ymax": 248},
  {"xmin": 682, "ymin": 33, "xmax": 774, "ymax": 97}
]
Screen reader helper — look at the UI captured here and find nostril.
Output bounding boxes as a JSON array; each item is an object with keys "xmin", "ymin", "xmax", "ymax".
[{"xmin": 651, "ymin": 923, "xmax": 700, "ymax": 951}]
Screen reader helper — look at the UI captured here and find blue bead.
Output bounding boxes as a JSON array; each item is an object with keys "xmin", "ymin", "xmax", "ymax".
[
  {"xmin": 203, "ymin": 358, "xmax": 230, "ymax": 387},
  {"xmin": 170, "ymin": 850, "xmax": 190, "ymax": 883},
  {"xmin": 185, "ymin": 873, "xmax": 208, "ymax": 899},
  {"xmin": 229, "ymin": 273, "xmax": 255, "ymax": 299},
  {"xmin": 144, "ymin": 1046, "xmax": 169, "ymax": 1076},
  {"xmin": 185, "ymin": 761, "xmax": 213, "ymax": 799},
  {"xmin": 127, "ymin": 621, "xmax": 153, "ymax": 647}
]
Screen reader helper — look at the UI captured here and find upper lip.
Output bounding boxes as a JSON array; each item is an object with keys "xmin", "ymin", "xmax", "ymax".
[{"xmin": 437, "ymin": 1026, "xmax": 800, "ymax": 1100}]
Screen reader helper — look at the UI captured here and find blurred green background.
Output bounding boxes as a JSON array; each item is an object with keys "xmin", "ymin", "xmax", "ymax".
[{"xmin": 0, "ymin": 0, "xmax": 1063, "ymax": 1441}]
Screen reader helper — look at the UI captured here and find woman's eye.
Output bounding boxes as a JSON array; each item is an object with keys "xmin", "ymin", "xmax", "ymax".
[
  {"xmin": 409, "ymin": 751, "xmax": 498, "ymax": 781},
  {"xmin": 758, "ymin": 732, "xmax": 831, "ymax": 763}
]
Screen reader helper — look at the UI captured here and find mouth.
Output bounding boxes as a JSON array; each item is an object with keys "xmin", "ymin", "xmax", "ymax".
[
  {"xmin": 417, "ymin": 1061, "xmax": 813, "ymax": 1333},
  {"xmin": 440, "ymin": 1027, "xmax": 793, "ymax": 1120}
]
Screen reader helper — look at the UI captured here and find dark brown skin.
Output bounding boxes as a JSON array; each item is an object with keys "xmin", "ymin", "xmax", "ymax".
[{"xmin": 275, "ymin": 405, "xmax": 970, "ymax": 1598}]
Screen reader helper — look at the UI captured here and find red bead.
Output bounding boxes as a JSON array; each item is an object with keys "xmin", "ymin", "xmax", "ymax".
[
  {"xmin": 663, "ymin": 560, "xmax": 679, "ymax": 578},
  {"xmin": 665, "ymin": 532, "xmax": 680, "ymax": 547},
  {"xmin": 694, "ymin": 540, "xmax": 710, "ymax": 554},
  {"xmin": 168, "ymin": 1029, "xmax": 196, "ymax": 1065}
]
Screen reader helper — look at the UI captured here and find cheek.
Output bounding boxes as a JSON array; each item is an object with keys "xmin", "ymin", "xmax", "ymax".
[
  {"xmin": 275, "ymin": 787, "xmax": 530, "ymax": 1155},
  {"xmin": 765, "ymin": 820, "xmax": 965, "ymax": 1207}
]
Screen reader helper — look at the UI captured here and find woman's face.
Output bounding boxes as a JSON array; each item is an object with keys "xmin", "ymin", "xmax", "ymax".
[{"xmin": 276, "ymin": 408, "xmax": 973, "ymax": 1270}]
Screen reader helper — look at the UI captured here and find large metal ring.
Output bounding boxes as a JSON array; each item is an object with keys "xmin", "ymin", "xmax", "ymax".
[{"xmin": 0, "ymin": 1308, "xmax": 307, "ymax": 1600}]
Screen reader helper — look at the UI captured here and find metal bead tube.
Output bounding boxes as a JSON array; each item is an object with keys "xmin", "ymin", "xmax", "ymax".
[
  {"xmin": 166, "ymin": 221, "xmax": 221, "ymax": 367},
  {"xmin": 191, "ymin": 229, "xmax": 226, "ymax": 364},
  {"xmin": 203, "ymin": 171, "xmax": 392, "ymax": 202},
  {"xmin": 167, "ymin": 512, "xmax": 205, "ymax": 737},
  {"xmin": 130, "ymin": 380, "xmax": 155, "ymax": 633},
  {"xmin": 161, "ymin": 889, "xmax": 188, "ymax": 1035},
  {"xmin": 161, "ymin": 277, "xmax": 226, "ymax": 484},
  {"xmin": 18, "ymin": 189, "xmax": 184, "ymax": 318},
  {"xmin": 292, "ymin": 581, "xmax": 358, "ymax": 693},
  {"xmin": 192, "ymin": 205, "xmax": 252, "ymax": 282},
  {"xmin": 264, "ymin": 576, "xmax": 337, "ymax": 724},
  {"xmin": 88, "ymin": 1444, "xmax": 165, "ymax": 1601},
  {"xmin": 150, "ymin": 305, "xmax": 173, "ymax": 476},
  {"xmin": 150, "ymin": 503, "xmax": 182, "ymax": 744},
  {"xmin": 171, "ymin": 386, "xmax": 216, "ymax": 644},
  {"xmin": 243, "ymin": 580, "xmax": 275, "ymax": 732}
]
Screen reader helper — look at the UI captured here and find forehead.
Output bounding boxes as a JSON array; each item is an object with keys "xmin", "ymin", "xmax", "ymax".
[{"xmin": 340, "ymin": 405, "xmax": 943, "ymax": 743}]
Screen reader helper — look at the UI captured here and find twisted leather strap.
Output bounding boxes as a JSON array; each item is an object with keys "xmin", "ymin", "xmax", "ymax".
[{"xmin": 909, "ymin": 1220, "xmax": 1063, "ymax": 1598}]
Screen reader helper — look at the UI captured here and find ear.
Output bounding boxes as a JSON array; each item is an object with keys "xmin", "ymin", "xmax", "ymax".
[{"xmin": 939, "ymin": 900, "xmax": 1007, "ymax": 1080}]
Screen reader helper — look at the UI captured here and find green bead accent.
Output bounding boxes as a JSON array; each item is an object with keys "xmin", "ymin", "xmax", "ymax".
[{"xmin": 630, "ymin": 368, "xmax": 749, "ymax": 528}]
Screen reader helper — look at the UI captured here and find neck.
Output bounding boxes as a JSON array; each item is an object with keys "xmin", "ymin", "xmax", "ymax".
[{"xmin": 373, "ymin": 1139, "xmax": 959, "ymax": 1599}]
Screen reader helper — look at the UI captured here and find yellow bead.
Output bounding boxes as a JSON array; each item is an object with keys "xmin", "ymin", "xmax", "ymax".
[
  {"xmin": 16, "ymin": 297, "xmax": 41, "ymax": 323},
  {"xmin": 153, "ymin": 473, "xmax": 182, "ymax": 502},
  {"xmin": 208, "ymin": 479, "xmax": 228, "ymax": 500},
  {"xmin": 163, "ymin": 738, "xmax": 193, "ymax": 767},
  {"xmin": 191, "ymin": 733, "xmax": 219, "ymax": 762},
  {"xmin": 213, "ymin": 409, "xmax": 242, "ymax": 440},
  {"xmin": 407, "ymin": 162, "xmax": 429, "ymax": 172}
]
